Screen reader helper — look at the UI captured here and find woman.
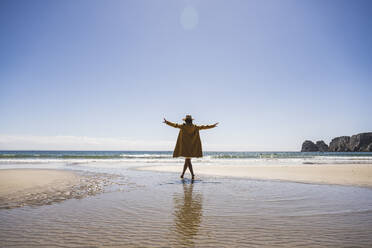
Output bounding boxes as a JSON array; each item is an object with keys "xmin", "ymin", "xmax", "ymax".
[{"xmin": 163, "ymin": 115, "xmax": 218, "ymax": 179}]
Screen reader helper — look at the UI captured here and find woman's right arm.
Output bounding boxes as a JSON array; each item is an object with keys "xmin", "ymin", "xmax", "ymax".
[{"xmin": 163, "ymin": 118, "xmax": 181, "ymax": 128}]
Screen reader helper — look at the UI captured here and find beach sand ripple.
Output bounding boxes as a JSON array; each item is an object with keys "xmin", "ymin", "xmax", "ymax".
[{"xmin": 0, "ymin": 169, "xmax": 124, "ymax": 209}]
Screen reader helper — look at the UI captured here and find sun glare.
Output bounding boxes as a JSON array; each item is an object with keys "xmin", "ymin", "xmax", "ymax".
[{"xmin": 180, "ymin": 6, "xmax": 199, "ymax": 30}]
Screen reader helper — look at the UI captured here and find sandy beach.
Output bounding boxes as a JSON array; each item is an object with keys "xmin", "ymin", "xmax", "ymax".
[
  {"xmin": 139, "ymin": 164, "xmax": 372, "ymax": 187},
  {"xmin": 0, "ymin": 169, "xmax": 80, "ymax": 196},
  {"xmin": 0, "ymin": 169, "xmax": 107, "ymax": 209}
]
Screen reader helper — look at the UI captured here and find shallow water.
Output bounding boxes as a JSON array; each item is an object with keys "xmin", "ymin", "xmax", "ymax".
[{"xmin": 1, "ymin": 162, "xmax": 372, "ymax": 247}]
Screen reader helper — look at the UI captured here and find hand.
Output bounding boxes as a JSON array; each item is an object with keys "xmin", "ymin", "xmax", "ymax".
[
  {"xmin": 214, "ymin": 122, "xmax": 219, "ymax": 127},
  {"xmin": 163, "ymin": 118, "xmax": 167, "ymax": 123}
]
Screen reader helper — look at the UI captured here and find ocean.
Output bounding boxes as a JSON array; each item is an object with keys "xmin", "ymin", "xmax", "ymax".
[{"xmin": 1, "ymin": 150, "xmax": 372, "ymax": 166}]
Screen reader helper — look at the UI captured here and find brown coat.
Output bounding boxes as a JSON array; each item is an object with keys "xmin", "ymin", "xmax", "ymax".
[{"xmin": 165, "ymin": 120, "xmax": 216, "ymax": 158}]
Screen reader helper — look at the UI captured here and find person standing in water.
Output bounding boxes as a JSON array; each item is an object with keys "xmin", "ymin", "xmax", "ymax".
[{"xmin": 163, "ymin": 115, "xmax": 218, "ymax": 179}]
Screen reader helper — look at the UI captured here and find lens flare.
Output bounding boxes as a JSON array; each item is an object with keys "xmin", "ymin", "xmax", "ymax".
[{"xmin": 180, "ymin": 6, "xmax": 199, "ymax": 30}]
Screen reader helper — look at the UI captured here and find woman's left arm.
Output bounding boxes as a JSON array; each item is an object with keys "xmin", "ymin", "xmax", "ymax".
[{"xmin": 197, "ymin": 122, "xmax": 219, "ymax": 130}]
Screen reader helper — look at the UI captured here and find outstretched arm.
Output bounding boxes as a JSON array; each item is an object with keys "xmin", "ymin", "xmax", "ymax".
[
  {"xmin": 197, "ymin": 122, "xmax": 219, "ymax": 130},
  {"xmin": 163, "ymin": 118, "xmax": 181, "ymax": 128}
]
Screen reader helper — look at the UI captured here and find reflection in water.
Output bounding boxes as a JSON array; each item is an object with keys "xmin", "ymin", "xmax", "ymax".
[{"xmin": 172, "ymin": 180, "xmax": 203, "ymax": 247}]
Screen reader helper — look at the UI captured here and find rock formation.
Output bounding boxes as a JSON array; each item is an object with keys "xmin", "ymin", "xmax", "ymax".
[
  {"xmin": 301, "ymin": 140, "xmax": 319, "ymax": 152},
  {"xmin": 301, "ymin": 132, "xmax": 372, "ymax": 152},
  {"xmin": 301, "ymin": 140, "xmax": 329, "ymax": 152},
  {"xmin": 329, "ymin": 136, "xmax": 351, "ymax": 152},
  {"xmin": 367, "ymin": 143, "xmax": 372, "ymax": 152},
  {"xmin": 349, "ymin": 132, "xmax": 372, "ymax": 152},
  {"xmin": 316, "ymin": 140, "xmax": 329, "ymax": 152}
]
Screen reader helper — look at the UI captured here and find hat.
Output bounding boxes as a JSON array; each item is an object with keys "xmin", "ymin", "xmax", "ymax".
[{"xmin": 182, "ymin": 115, "xmax": 194, "ymax": 121}]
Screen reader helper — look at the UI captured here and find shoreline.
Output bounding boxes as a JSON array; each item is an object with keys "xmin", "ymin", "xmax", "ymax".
[
  {"xmin": 137, "ymin": 164, "xmax": 372, "ymax": 188},
  {"xmin": 0, "ymin": 169, "xmax": 104, "ymax": 209},
  {"xmin": 0, "ymin": 169, "xmax": 80, "ymax": 195}
]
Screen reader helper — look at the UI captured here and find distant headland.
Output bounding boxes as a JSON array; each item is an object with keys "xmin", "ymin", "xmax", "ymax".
[{"xmin": 301, "ymin": 132, "xmax": 372, "ymax": 152}]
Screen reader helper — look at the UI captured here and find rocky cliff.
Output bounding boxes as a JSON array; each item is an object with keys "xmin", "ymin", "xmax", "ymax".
[
  {"xmin": 329, "ymin": 136, "xmax": 351, "ymax": 152},
  {"xmin": 301, "ymin": 140, "xmax": 319, "ymax": 152},
  {"xmin": 316, "ymin": 141, "xmax": 329, "ymax": 152},
  {"xmin": 301, "ymin": 140, "xmax": 329, "ymax": 152},
  {"xmin": 301, "ymin": 132, "xmax": 372, "ymax": 152},
  {"xmin": 349, "ymin": 132, "xmax": 372, "ymax": 152}
]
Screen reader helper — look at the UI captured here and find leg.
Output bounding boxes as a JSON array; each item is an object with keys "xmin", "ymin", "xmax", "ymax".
[
  {"xmin": 181, "ymin": 159, "xmax": 188, "ymax": 178},
  {"xmin": 187, "ymin": 158, "xmax": 195, "ymax": 179}
]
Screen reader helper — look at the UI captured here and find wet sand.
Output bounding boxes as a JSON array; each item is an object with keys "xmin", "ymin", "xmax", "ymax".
[
  {"xmin": 0, "ymin": 169, "xmax": 108, "ymax": 209},
  {"xmin": 138, "ymin": 164, "xmax": 372, "ymax": 187},
  {"xmin": 0, "ymin": 169, "xmax": 80, "ymax": 196}
]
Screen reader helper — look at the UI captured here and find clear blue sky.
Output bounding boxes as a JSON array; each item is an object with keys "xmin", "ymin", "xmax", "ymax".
[{"xmin": 0, "ymin": 0, "xmax": 371, "ymax": 151}]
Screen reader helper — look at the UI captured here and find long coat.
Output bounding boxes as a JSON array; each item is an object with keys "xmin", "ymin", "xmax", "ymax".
[{"xmin": 165, "ymin": 120, "xmax": 216, "ymax": 158}]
